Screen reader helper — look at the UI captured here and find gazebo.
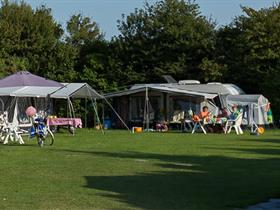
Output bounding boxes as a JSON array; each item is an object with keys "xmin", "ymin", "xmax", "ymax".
[{"xmin": 0, "ymin": 71, "xmax": 102, "ymax": 128}]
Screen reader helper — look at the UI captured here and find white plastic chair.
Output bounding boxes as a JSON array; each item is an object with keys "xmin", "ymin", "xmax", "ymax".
[
  {"xmin": 0, "ymin": 111, "xmax": 25, "ymax": 144},
  {"xmin": 225, "ymin": 113, "xmax": 243, "ymax": 135},
  {"xmin": 170, "ymin": 110, "xmax": 185, "ymax": 130},
  {"xmin": 191, "ymin": 120, "xmax": 207, "ymax": 134},
  {"xmin": 183, "ymin": 119, "xmax": 193, "ymax": 132}
]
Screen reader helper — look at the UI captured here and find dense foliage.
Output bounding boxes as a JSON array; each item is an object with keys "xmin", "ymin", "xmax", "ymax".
[
  {"xmin": 112, "ymin": 0, "xmax": 219, "ymax": 85},
  {"xmin": 217, "ymin": 5, "xmax": 280, "ymax": 117},
  {"xmin": 0, "ymin": 0, "xmax": 279, "ymax": 118}
]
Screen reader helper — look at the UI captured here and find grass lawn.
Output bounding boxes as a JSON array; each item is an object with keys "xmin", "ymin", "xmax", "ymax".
[{"xmin": 0, "ymin": 129, "xmax": 280, "ymax": 210}]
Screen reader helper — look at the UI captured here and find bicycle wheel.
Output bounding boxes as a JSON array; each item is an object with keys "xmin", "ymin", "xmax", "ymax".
[
  {"xmin": 37, "ymin": 135, "xmax": 43, "ymax": 147},
  {"xmin": 43, "ymin": 129, "xmax": 54, "ymax": 146}
]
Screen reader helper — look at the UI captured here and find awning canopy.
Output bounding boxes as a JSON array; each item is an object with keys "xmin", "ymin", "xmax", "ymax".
[
  {"xmin": 105, "ymin": 84, "xmax": 218, "ymax": 99},
  {"xmin": 0, "ymin": 84, "xmax": 102, "ymax": 99},
  {"xmin": 50, "ymin": 83, "xmax": 102, "ymax": 99},
  {"xmin": 223, "ymin": 94, "xmax": 270, "ymax": 125},
  {"xmin": 0, "ymin": 72, "xmax": 102, "ymax": 99},
  {"xmin": 226, "ymin": 94, "xmax": 268, "ymax": 105},
  {"xmin": 0, "ymin": 71, "xmax": 62, "ymax": 87}
]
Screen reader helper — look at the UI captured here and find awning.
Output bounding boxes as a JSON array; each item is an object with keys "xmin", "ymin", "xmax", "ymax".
[
  {"xmin": 0, "ymin": 72, "xmax": 102, "ymax": 99},
  {"xmin": 0, "ymin": 71, "xmax": 62, "ymax": 87},
  {"xmin": 0, "ymin": 83, "xmax": 102, "ymax": 99},
  {"xmin": 105, "ymin": 85, "xmax": 217, "ymax": 99},
  {"xmin": 50, "ymin": 83, "xmax": 102, "ymax": 99},
  {"xmin": 10, "ymin": 86, "xmax": 59, "ymax": 97}
]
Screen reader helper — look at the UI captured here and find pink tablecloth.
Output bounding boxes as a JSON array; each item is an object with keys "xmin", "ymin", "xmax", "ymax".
[{"xmin": 47, "ymin": 118, "xmax": 82, "ymax": 128}]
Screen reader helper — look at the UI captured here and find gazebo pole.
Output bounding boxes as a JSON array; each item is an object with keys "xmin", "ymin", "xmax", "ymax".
[
  {"xmin": 93, "ymin": 98, "xmax": 104, "ymax": 134},
  {"xmin": 102, "ymin": 96, "xmax": 131, "ymax": 132},
  {"xmin": 85, "ymin": 98, "xmax": 88, "ymax": 128},
  {"xmin": 86, "ymin": 87, "xmax": 104, "ymax": 134},
  {"xmin": 102, "ymin": 100, "xmax": 105, "ymax": 128},
  {"xmin": 145, "ymin": 86, "xmax": 149, "ymax": 131}
]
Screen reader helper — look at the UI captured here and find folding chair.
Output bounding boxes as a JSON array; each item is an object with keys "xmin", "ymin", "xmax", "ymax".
[
  {"xmin": 169, "ymin": 110, "xmax": 185, "ymax": 130},
  {"xmin": 0, "ymin": 111, "xmax": 25, "ymax": 144},
  {"xmin": 191, "ymin": 120, "xmax": 207, "ymax": 134},
  {"xmin": 183, "ymin": 119, "xmax": 193, "ymax": 132},
  {"xmin": 224, "ymin": 113, "xmax": 243, "ymax": 135}
]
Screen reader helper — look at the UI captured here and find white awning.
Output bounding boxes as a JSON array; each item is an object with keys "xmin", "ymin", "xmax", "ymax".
[
  {"xmin": 0, "ymin": 83, "xmax": 102, "ymax": 99},
  {"xmin": 150, "ymin": 86, "xmax": 217, "ymax": 99},
  {"xmin": 105, "ymin": 85, "xmax": 217, "ymax": 99},
  {"xmin": 11, "ymin": 86, "xmax": 59, "ymax": 97},
  {"xmin": 50, "ymin": 83, "xmax": 102, "ymax": 99},
  {"xmin": 0, "ymin": 87, "xmax": 23, "ymax": 96}
]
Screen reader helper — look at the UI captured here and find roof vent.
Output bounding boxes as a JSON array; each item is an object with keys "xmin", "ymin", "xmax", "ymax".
[
  {"xmin": 178, "ymin": 80, "xmax": 200, "ymax": 85},
  {"xmin": 207, "ymin": 82, "xmax": 222, "ymax": 85}
]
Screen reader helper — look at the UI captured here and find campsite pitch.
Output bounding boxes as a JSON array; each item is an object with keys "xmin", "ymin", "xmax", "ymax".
[{"xmin": 0, "ymin": 130, "xmax": 280, "ymax": 210}]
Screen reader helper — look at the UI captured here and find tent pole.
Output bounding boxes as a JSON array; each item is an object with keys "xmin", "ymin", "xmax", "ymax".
[
  {"xmin": 85, "ymin": 98, "xmax": 88, "ymax": 128},
  {"xmin": 102, "ymin": 100, "xmax": 105, "ymax": 128},
  {"xmin": 12, "ymin": 98, "xmax": 19, "ymax": 126},
  {"xmin": 66, "ymin": 99, "xmax": 69, "ymax": 118},
  {"xmin": 145, "ymin": 86, "xmax": 149, "ymax": 131},
  {"xmin": 93, "ymin": 98, "xmax": 104, "ymax": 134},
  {"xmin": 102, "ymin": 96, "xmax": 131, "ymax": 133},
  {"xmin": 68, "ymin": 98, "xmax": 76, "ymax": 118},
  {"xmin": 85, "ymin": 87, "xmax": 104, "ymax": 134}
]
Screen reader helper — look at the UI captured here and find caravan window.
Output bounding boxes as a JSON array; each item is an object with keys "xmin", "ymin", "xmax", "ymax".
[
  {"xmin": 170, "ymin": 97, "xmax": 200, "ymax": 116},
  {"xmin": 130, "ymin": 97, "xmax": 145, "ymax": 121},
  {"xmin": 130, "ymin": 96, "xmax": 162, "ymax": 121}
]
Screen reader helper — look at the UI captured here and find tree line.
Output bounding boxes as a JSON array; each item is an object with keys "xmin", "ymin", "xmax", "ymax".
[{"xmin": 0, "ymin": 0, "xmax": 279, "ymax": 118}]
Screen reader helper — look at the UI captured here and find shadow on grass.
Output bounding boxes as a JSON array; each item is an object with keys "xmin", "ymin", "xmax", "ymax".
[
  {"xmin": 75, "ymin": 149, "xmax": 280, "ymax": 210},
  {"xmin": 0, "ymin": 142, "xmax": 37, "ymax": 147},
  {"xmin": 243, "ymin": 138, "xmax": 280, "ymax": 145},
  {"xmin": 230, "ymin": 148, "xmax": 280, "ymax": 156}
]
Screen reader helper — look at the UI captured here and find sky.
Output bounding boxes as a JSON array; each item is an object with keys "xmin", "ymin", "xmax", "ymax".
[{"xmin": 25, "ymin": 0, "xmax": 278, "ymax": 40}]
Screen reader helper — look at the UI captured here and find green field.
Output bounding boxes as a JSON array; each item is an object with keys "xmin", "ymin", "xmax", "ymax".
[{"xmin": 0, "ymin": 129, "xmax": 280, "ymax": 210}]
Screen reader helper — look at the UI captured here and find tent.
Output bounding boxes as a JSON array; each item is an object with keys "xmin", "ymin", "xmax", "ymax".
[
  {"xmin": 0, "ymin": 72, "xmax": 104, "ymax": 129},
  {"xmin": 0, "ymin": 72, "xmax": 101, "ymax": 99},
  {"xmin": 0, "ymin": 71, "xmax": 63, "ymax": 88},
  {"xmin": 221, "ymin": 94, "xmax": 270, "ymax": 125},
  {"xmin": 51, "ymin": 83, "xmax": 101, "ymax": 99},
  {"xmin": 105, "ymin": 84, "xmax": 223, "ymax": 129}
]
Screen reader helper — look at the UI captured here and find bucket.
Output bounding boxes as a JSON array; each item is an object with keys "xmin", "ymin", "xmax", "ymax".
[
  {"xmin": 134, "ymin": 127, "xmax": 143, "ymax": 133},
  {"xmin": 104, "ymin": 119, "xmax": 112, "ymax": 129}
]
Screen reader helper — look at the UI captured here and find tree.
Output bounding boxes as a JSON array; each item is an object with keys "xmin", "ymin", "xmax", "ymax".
[
  {"xmin": 217, "ymin": 4, "xmax": 280, "ymax": 118},
  {"xmin": 0, "ymin": 0, "xmax": 71, "ymax": 78},
  {"xmin": 66, "ymin": 14, "xmax": 102, "ymax": 47},
  {"xmin": 66, "ymin": 14, "xmax": 116, "ymax": 92},
  {"xmin": 112, "ymin": 0, "xmax": 220, "ymax": 85}
]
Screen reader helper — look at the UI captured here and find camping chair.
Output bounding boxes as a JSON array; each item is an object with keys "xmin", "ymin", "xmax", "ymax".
[
  {"xmin": 224, "ymin": 113, "xmax": 243, "ymax": 135},
  {"xmin": 17, "ymin": 114, "xmax": 33, "ymax": 135},
  {"xmin": 169, "ymin": 110, "xmax": 185, "ymax": 130},
  {"xmin": 191, "ymin": 120, "xmax": 207, "ymax": 134},
  {"xmin": 183, "ymin": 119, "xmax": 193, "ymax": 132},
  {"xmin": 183, "ymin": 110, "xmax": 194, "ymax": 132},
  {"xmin": 0, "ymin": 111, "xmax": 25, "ymax": 144}
]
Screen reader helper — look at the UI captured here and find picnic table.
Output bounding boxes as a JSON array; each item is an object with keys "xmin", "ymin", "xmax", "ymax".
[
  {"xmin": 191, "ymin": 117, "xmax": 228, "ymax": 134},
  {"xmin": 47, "ymin": 118, "xmax": 82, "ymax": 128}
]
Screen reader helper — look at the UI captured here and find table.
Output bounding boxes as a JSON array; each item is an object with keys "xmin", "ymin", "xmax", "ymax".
[
  {"xmin": 191, "ymin": 117, "xmax": 228, "ymax": 134},
  {"xmin": 47, "ymin": 118, "xmax": 83, "ymax": 128}
]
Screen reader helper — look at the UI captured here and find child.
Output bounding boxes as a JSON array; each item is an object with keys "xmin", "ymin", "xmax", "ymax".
[
  {"xmin": 229, "ymin": 105, "xmax": 240, "ymax": 120},
  {"xmin": 199, "ymin": 106, "xmax": 211, "ymax": 122}
]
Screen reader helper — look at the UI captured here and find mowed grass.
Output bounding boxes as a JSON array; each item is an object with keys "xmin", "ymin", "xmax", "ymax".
[{"xmin": 0, "ymin": 129, "xmax": 280, "ymax": 210}]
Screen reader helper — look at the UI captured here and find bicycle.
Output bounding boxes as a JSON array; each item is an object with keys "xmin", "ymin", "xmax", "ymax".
[{"xmin": 29, "ymin": 116, "xmax": 54, "ymax": 147}]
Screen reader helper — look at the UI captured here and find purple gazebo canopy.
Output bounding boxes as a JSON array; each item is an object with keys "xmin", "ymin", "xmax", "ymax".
[{"xmin": 0, "ymin": 71, "xmax": 63, "ymax": 87}]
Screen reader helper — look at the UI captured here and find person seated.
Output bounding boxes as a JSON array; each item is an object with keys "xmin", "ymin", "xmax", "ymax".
[
  {"xmin": 217, "ymin": 107, "xmax": 229, "ymax": 118},
  {"xmin": 229, "ymin": 105, "xmax": 240, "ymax": 120},
  {"xmin": 199, "ymin": 106, "xmax": 211, "ymax": 123},
  {"xmin": 156, "ymin": 121, "xmax": 168, "ymax": 132}
]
